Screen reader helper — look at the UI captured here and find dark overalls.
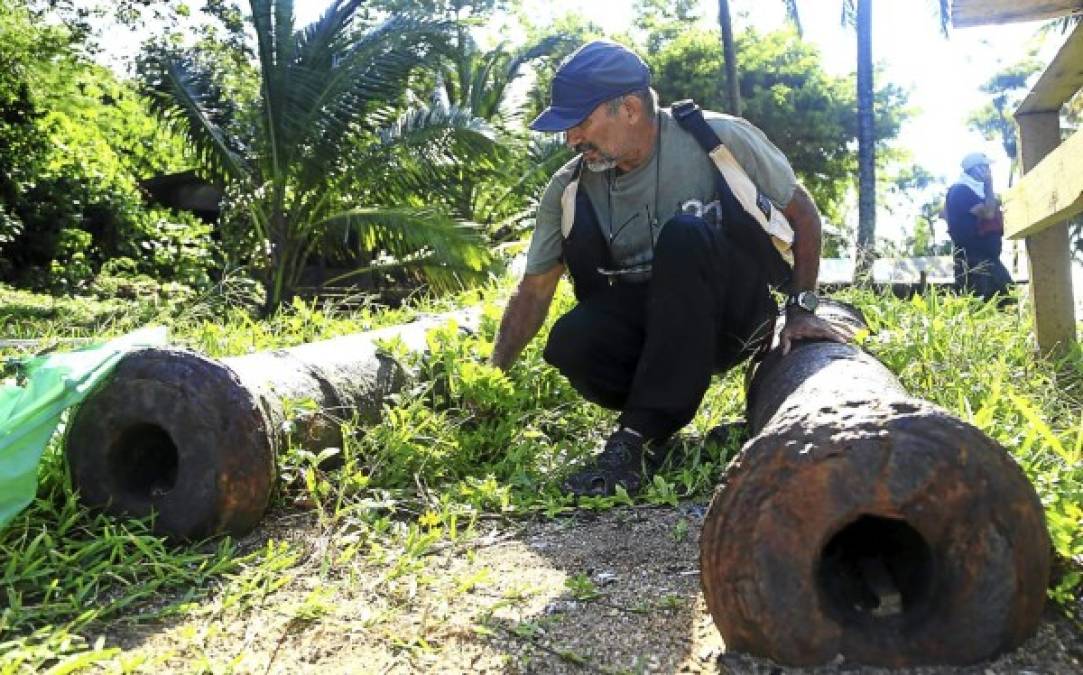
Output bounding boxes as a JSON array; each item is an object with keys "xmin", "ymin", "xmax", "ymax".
[{"xmin": 542, "ymin": 101, "xmax": 791, "ymax": 441}]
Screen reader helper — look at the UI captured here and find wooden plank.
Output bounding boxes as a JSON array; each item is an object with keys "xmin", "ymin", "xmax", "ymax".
[
  {"xmin": 1025, "ymin": 227, "xmax": 1076, "ymax": 355},
  {"xmin": 1003, "ymin": 125, "xmax": 1083, "ymax": 239},
  {"xmin": 871, "ymin": 256, "xmax": 954, "ymax": 284},
  {"xmin": 952, "ymin": 0, "xmax": 1083, "ymax": 27},
  {"xmin": 1017, "ymin": 112, "xmax": 1076, "ymax": 355},
  {"xmin": 817, "ymin": 256, "xmax": 955, "ymax": 286},
  {"xmin": 818, "ymin": 258, "xmax": 854, "ymax": 285},
  {"xmin": 1017, "ymin": 21, "xmax": 1083, "ymax": 114}
]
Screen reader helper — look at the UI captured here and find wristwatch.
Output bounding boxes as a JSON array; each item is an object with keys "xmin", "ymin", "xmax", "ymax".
[{"xmin": 785, "ymin": 290, "xmax": 819, "ymax": 313}]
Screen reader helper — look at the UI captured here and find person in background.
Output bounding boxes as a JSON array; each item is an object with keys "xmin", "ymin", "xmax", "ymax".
[{"xmin": 943, "ymin": 152, "xmax": 1012, "ymax": 301}]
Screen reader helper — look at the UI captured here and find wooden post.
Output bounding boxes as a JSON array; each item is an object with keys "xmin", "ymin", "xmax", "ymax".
[{"xmin": 1016, "ymin": 112, "xmax": 1076, "ymax": 356}]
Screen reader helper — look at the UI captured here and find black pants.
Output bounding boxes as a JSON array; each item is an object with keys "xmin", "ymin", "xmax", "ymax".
[
  {"xmin": 953, "ymin": 243, "xmax": 1012, "ymax": 301},
  {"xmin": 543, "ymin": 215, "xmax": 776, "ymax": 441}
]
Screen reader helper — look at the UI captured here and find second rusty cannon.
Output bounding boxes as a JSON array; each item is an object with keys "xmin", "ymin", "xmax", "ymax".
[
  {"xmin": 699, "ymin": 300, "xmax": 1050, "ymax": 668},
  {"xmin": 63, "ymin": 312, "xmax": 476, "ymax": 540}
]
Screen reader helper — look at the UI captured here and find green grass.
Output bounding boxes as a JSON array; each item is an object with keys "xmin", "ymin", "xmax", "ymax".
[{"xmin": 1, "ymin": 280, "xmax": 1080, "ymax": 671}]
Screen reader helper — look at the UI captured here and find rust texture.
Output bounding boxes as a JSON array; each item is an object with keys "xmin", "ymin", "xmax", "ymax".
[
  {"xmin": 65, "ymin": 311, "xmax": 477, "ymax": 540},
  {"xmin": 699, "ymin": 300, "xmax": 1051, "ymax": 668}
]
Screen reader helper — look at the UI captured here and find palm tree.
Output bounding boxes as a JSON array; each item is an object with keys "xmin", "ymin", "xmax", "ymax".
[
  {"xmin": 851, "ymin": 0, "xmax": 876, "ymax": 277},
  {"xmin": 432, "ymin": 35, "xmax": 573, "ymax": 230},
  {"xmin": 845, "ymin": 1, "xmax": 949, "ymax": 276},
  {"xmin": 143, "ymin": 0, "xmax": 496, "ymax": 311},
  {"xmin": 716, "ymin": 1, "xmax": 802, "ymax": 117},
  {"xmin": 718, "ymin": 0, "xmax": 740, "ymax": 115}
]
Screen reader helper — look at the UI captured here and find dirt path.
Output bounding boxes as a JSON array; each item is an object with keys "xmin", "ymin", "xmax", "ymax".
[{"xmin": 104, "ymin": 505, "xmax": 1082, "ymax": 674}]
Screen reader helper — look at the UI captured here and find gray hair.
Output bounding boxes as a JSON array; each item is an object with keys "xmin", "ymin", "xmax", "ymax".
[{"xmin": 605, "ymin": 87, "xmax": 658, "ymax": 121}]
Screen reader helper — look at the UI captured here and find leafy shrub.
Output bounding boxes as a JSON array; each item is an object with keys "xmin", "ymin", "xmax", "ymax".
[
  {"xmin": 122, "ymin": 208, "xmax": 219, "ymax": 289},
  {"xmin": 47, "ymin": 227, "xmax": 94, "ymax": 291},
  {"xmin": 0, "ymin": 4, "xmax": 217, "ymax": 293}
]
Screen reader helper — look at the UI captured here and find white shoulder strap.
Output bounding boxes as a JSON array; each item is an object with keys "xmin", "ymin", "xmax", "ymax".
[
  {"xmin": 560, "ymin": 177, "xmax": 579, "ymax": 238},
  {"xmin": 707, "ymin": 144, "xmax": 795, "ymax": 266}
]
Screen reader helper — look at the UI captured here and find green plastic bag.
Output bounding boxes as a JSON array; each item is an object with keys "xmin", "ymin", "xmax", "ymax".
[{"xmin": 0, "ymin": 327, "xmax": 167, "ymax": 531}]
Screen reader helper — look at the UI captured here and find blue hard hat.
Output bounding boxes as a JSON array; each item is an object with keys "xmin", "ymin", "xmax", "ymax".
[{"xmin": 529, "ymin": 40, "xmax": 651, "ymax": 132}]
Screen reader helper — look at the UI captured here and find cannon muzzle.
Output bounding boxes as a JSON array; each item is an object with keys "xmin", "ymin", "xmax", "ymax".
[
  {"xmin": 64, "ymin": 313, "xmax": 474, "ymax": 540},
  {"xmin": 699, "ymin": 300, "xmax": 1051, "ymax": 667}
]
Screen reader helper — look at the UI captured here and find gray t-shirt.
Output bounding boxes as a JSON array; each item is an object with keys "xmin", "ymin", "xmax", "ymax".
[{"xmin": 524, "ymin": 108, "xmax": 798, "ymax": 277}]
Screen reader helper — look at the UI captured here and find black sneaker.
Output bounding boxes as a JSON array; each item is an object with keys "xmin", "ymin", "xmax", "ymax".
[{"xmin": 563, "ymin": 428, "xmax": 655, "ymax": 498}]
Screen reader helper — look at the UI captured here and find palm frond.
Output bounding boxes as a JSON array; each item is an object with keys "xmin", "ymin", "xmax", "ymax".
[
  {"xmin": 273, "ymin": 0, "xmax": 296, "ymax": 69},
  {"xmin": 841, "ymin": 0, "xmax": 856, "ymax": 28},
  {"xmin": 336, "ymin": 103, "xmax": 497, "ymax": 202},
  {"xmin": 377, "ymin": 104, "xmax": 496, "ymax": 147},
  {"xmin": 505, "ymin": 34, "xmax": 575, "ymax": 83},
  {"xmin": 323, "ymin": 250, "xmax": 489, "ymax": 291},
  {"xmin": 782, "ymin": 0, "xmax": 803, "ymax": 36},
  {"xmin": 141, "ymin": 54, "xmax": 248, "ymax": 183},
  {"xmin": 290, "ymin": 15, "xmax": 454, "ymax": 184},
  {"xmin": 468, "ymin": 48, "xmax": 504, "ymax": 118},
  {"xmin": 282, "ymin": 0, "xmax": 363, "ymax": 143},
  {"xmin": 474, "ymin": 133, "xmax": 571, "ymax": 224},
  {"xmin": 461, "ymin": 35, "xmax": 574, "ymax": 123},
  {"xmin": 317, "ymin": 206, "xmax": 491, "ymax": 288},
  {"xmin": 454, "ymin": 32, "xmax": 481, "ymax": 109},
  {"xmin": 249, "ymin": 0, "xmax": 286, "ymax": 185}
]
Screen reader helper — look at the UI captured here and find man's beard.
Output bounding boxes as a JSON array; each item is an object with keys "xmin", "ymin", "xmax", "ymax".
[{"xmin": 575, "ymin": 143, "xmax": 618, "ymax": 172}]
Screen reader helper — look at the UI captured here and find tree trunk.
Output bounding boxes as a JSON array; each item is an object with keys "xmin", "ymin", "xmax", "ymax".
[
  {"xmin": 700, "ymin": 300, "xmax": 1050, "ymax": 667},
  {"xmin": 855, "ymin": 0, "xmax": 876, "ymax": 278},
  {"xmin": 718, "ymin": 0, "xmax": 741, "ymax": 116}
]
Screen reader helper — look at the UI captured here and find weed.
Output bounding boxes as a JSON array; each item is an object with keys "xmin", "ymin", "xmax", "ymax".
[
  {"xmin": 564, "ymin": 574, "xmax": 601, "ymax": 602},
  {"xmin": 672, "ymin": 518, "xmax": 689, "ymax": 543}
]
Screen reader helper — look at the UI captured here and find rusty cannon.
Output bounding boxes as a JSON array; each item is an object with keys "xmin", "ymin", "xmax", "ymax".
[
  {"xmin": 699, "ymin": 300, "xmax": 1050, "ymax": 668},
  {"xmin": 63, "ymin": 312, "xmax": 475, "ymax": 540}
]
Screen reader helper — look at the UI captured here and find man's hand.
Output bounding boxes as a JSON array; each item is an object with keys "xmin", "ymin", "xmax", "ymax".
[
  {"xmin": 490, "ymin": 265, "xmax": 564, "ymax": 370},
  {"xmin": 778, "ymin": 308, "xmax": 851, "ymax": 356},
  {"xmin": 778, "ymin": 184, "xmax": 847, "ymax": 355}
]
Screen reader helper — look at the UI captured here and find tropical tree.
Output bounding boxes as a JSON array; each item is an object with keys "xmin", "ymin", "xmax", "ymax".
[
  {"xmin": 425, "ymin": 34, "xmax": 573, "ymax": 235},
  {"xmin": 715, "ymin": 1, "xmax": 803, "ymax": 117},
  {"xmin": 142, "ymin": 0, "xmax": 497, "ymax": 311},
  {"xmin": 1, "ymin": 0, "xmax": 216, "ymax": 291},
  {"xmin": 648, "ymin": 27, "xmax": 909, "ymax": 226},
  {"xmin": 966, "ymin": 55, "xmax": 1043, "ymax": 186}
]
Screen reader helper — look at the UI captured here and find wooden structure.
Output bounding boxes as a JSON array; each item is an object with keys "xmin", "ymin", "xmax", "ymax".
[
  {"xmin": 951, "ymin": 1, "xmax": 1083, "ymax": 27},
  {"xmin": 952, "ymin": 2, "xmax": 1083, "ymax": 355}
]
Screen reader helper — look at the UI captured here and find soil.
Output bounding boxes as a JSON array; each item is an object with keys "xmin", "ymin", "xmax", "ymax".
[{"xmin": 100, "ymin": 504, "xmax": 1082, "ymax": 674}]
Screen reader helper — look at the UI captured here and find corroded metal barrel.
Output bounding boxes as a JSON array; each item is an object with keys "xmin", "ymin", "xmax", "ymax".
[
  {"xmin": 64, "ymin": 312, "xmax": 475, "ymax": 540},
  {"xmin": 699, "ymin": 301, "xmax": 1050, "ymax": 668}
]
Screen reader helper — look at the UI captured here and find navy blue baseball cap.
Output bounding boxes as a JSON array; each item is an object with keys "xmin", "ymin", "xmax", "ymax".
[{"xmin": 529, "ymin": 40, "xmax": 651, "ymax": 132}]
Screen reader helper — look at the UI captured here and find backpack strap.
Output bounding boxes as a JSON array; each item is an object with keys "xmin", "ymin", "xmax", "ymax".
[
  {"xmin": 559, "ymin": 157, "xmax": 585, "ymax": 238},
  {"xmin": 671, "ymin": 99, "xmax": 725, "ymax": 155},
  {"xmin": 670, "ymin": 99, "xmax": 795, "ymax": 270}
]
